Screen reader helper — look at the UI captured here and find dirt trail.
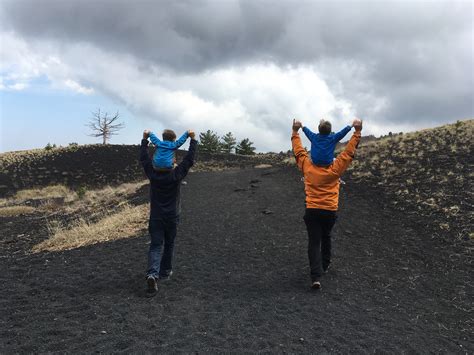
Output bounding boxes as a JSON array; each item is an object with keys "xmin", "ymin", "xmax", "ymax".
[{"xmin": 1, "ymin": 167, "xmax": 472, "ymax": 353}]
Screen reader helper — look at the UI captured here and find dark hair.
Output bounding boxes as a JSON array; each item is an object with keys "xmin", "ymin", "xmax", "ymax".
[
  {"xmin": 318, "ymin": 120, "xmax": 332, "ymax": 135},
  {"xmin": 162, "ymin": 129, "xmax": 177, "ymax": 141}
]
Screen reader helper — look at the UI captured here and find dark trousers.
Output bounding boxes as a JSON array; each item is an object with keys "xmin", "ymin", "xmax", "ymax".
[
  {"xmin": 147, "ymin": 217, "xmax": 179, "ymax": 278},
  {"xmin": 303, "ymin": 209, "xmax": 337, "ymax": 282}
]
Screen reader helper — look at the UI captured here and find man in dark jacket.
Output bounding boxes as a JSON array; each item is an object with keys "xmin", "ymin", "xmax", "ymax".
[{"xmin": 140, "ymin": 129, "xmax": 197, "ymax": 297}]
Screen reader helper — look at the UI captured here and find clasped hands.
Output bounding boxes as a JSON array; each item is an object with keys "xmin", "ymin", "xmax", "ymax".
[
  {"xmin": 143, "ymin": 129, "xmax": 195, "ymax": 140},
  {"xmin": 292, "ymin": 118, "xmax": 362, "ymax": 132}
]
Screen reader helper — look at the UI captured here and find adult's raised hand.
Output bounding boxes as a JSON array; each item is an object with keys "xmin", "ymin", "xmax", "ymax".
[
  {"xmin": 352, "ymin": 119, "xmax": 363, "ymax": 132},
  {"xmin": 292, "ymin": 119, "xmax": 302, "ymax": 132}
]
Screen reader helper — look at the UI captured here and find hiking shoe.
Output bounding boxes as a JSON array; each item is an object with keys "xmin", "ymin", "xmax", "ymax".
[
  {"xmin": 311, "ymin": 280, "xmax": 321, "ymax": 289},
  {"xmin": 146, "ymin": 276, "xmax": 158, "ymax": 297},
  {"xmin": 159, "ymin": 270, "xmax": 173, "ymax": 281}
]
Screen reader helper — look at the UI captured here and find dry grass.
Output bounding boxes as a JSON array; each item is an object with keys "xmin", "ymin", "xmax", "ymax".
[
  {"xmin": 78, "ymin": 181, "xmax": 146, "ymax": 206},
  {"xmin": 346, "ymin": 119, "xmax": 473, "ymax": 239},
  {"xmin": 0, "ymin": 185, "xmax": 74, "ymax": 208},
  {"xmin": 0, "ymin": 205, "xmax": 36, "ymax": 217},
  {"xmin": 14, "ymin": 185, "xmax": 74, "ymax": 201},
  {"xmin": 254, "ymin": 164, "xmax": 273, "ymax": 169},
  {"xmin": 0, "ymin": 181, "xmax": 148, "ymax": 217},
  {"xmin": 33, "ymin": 204, "xmax": 148, "ymax": 253}
]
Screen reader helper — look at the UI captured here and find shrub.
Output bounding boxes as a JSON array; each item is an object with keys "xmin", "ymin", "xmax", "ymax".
[
  {"xmin": 68, "ymin": 142, "xmax": 79, "ymax": 152},
  {"xmin": 76, "ymin": 186, "xmax": 88, "ymax": 200}
]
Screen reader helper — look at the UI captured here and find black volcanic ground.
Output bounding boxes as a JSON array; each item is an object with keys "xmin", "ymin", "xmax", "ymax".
[{"xmin": 1, "ymin": 166, "xmax": 472, "ymax": 353}]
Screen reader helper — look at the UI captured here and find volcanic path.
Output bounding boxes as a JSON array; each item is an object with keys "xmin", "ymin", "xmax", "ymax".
[{"xmin": 1, "ymin": 166, "xmax": 472, "ymax": 353}]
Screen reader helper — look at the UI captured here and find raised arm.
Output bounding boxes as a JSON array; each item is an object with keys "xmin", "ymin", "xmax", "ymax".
[
  {"xmin": 140, "ymin": 130, "xmax": 153, "ymax": 179},
  {"xmin": 332, "ymin": 120, "xmax": 362, "ymax": 176},
  {"xmin": 302, "ymin": 126, "xmax": 317, "ymax": 142},
  {"xmin": 171, "ymin": 131, "xmax": 189, "ymax": 149},
  {"xmin": 174, "ymin": 131, "xmax": 197, "ymax": 181},
  {"xmin": 148, "ymin": 132, "xmax": 161, "ymax": 146},
  {"xmin": 291, "ymin": 119, "xmax": 309, "ymax": 172},
  {"xmin": 333, "ymin": 125, "xmax": 352, "ymax": 142}
]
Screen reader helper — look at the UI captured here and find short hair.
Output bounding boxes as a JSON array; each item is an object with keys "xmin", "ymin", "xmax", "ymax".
[
  {"xmin": 162, "ymin": 129, "xmax": 176, "ymax": 141},
  {"xmin": 318, "ymin": 119, "xmax": 332, "ymax": 135}
]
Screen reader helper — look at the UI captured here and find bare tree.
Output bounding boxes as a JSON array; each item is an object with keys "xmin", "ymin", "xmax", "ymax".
[{"xmin": 87, "ymin": 109, "xmax": 125, "ymax": 144}]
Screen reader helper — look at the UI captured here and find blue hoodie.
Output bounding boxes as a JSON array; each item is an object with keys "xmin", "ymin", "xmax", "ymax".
[
  {"xmin": 149, "ymin": 131, "xmax": 189, "ymax": 169},
  {"xmin": 303, "ymin": 125, "xmax": 352, "ymax": 166}
]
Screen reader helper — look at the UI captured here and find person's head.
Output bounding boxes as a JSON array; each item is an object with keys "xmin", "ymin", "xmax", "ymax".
[
  {"xmin": 318, "ymin": 119, "xmax": 332, "ymax": 135},
  {"xmin": 162, "ymin": 129, "xmax": 177, "ymax": 141}
]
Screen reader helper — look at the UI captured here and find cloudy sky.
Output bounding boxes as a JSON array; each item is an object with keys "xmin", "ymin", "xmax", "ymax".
[{"xmin": 0, "ymin": 0, "xmax": 472, "ymax": 152}]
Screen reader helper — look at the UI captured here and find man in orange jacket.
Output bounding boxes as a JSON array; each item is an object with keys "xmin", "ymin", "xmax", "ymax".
[{"xmin": 291, "ymin": 118, "xmax": 362, "ymax": 289}]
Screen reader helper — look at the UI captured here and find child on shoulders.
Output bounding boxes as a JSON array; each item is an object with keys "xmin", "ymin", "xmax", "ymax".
[
  {"xmin": 148, "ymin": 129, "xmax": 189, "ymax": 170},
  {"xmin": 302, "ymin": 119, "xmax": 354, "ymax": 166}
]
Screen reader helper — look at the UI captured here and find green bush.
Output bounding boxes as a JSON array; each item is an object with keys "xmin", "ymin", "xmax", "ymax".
[
  {"xmin": 76, "ymin": 186, "xmax": 88, "ymax": 200},
  {"xmin": 68, "ymin": 142, "xmax": 79, "ymax": 152}
]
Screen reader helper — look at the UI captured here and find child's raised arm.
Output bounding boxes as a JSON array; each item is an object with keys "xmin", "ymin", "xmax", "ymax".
[
  {"xmin": 172, "ymin": 131, "xmax": 190, "ymax": 149},
  {"xmin": 333, "ymin": 125, "xmax": 352, "ymax": 142},
  {"xmin": 302, "ymin": 125, "xmax": 317, "ymax": 142},
  {"xmin": 148, "ymin": 132, "xmax": 161, "ymax": 146}
]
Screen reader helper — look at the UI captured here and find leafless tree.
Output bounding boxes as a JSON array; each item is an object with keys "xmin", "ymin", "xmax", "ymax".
[{"xmin": 87, "ymin": 109, "xmax": 125, "ymax": 144}]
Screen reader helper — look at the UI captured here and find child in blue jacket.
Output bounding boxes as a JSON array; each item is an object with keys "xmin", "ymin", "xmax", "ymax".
[
  {"xmin": 302, "ymin": 120, "xmax": 353, "ymax": 166},
  {"xmin": 148, "ymin": 129, "xmax": 189, "ymax": 170}
]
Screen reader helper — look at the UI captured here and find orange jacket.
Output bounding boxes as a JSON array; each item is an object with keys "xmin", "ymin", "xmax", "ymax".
[{"xmin": 292, "ymin": 130, "xmax": 361, "ymax": 211}]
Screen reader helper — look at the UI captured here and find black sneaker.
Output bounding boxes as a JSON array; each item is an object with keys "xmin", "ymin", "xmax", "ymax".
[
  {"xmin": 311, "ymin": 280, "xmax": 321, "ymax": 289},
  {"xmin": 159, "ymin": 270, "xmax": 173, "ymax": 281},
  {"xmin": 146, "ymin": 276, "xmax": 158, "ymax": 297}
]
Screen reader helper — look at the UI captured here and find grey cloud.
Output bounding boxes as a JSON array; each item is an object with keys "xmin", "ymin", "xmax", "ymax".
[{"xmin": 1, "ymin": 0, "xmax": 472, "ymax": 127}]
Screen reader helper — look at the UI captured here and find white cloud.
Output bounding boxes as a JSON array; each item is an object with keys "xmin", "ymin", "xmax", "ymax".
[
  {"xmin": 1, "ymin": 32, "xmax": 360, "ymax": 151},
  {"xmin": 63, "ymin": 79, "xmax": 94, "ymax": 95},
  {"xmin": 8, "ymin": 82, "xmax": 28, "ymax": 90},
  {"xmin": 0, "ymin": 32, "xmax": 93, "ymax": 95},
  {"xmin": 1, "ymin": 6, "xmax": 471, "ymax": 153}
]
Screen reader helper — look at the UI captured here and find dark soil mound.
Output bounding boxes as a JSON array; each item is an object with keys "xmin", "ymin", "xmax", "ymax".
[
  {"xmin": 1, "ymin": 167, "xmax": 472, "ymax": 353},
  {"xmin": 0, "ymin": 144, "xmax": 288, "ymax": 197}
]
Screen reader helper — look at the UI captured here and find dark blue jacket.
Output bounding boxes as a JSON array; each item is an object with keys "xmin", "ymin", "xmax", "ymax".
[
  {"xmin": 140, "ymin": 138, "xmax": 197, "ymax": 219},
  {"xmin": 303, "ymin": 125, "xmax": 352, "ymax": 165}
]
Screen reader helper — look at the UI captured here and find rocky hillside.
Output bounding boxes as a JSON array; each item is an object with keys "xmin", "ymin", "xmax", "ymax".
[{"xmin": 346, "ymin": 119, "xmax": 473, "ymax": 241}]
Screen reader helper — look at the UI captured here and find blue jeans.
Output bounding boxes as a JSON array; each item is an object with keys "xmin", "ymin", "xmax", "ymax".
[{"xmin": 147, "ymin": 217, "xmax": 179, "ymax": 279}]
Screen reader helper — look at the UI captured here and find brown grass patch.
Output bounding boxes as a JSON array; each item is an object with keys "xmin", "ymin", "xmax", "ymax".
[
  {"xmin": 0, "ymin": 181, "xmax": 147, "ymax": 212},
  {"xmin": 14, "ymin": 185, "xmax": 74, "ymax": 201},
  {"xmin": 0, "ymin": 205, "xmax": 36, "ymax": 217},
  {"xmin": 32, "ymin": 204, "xmax": 148, "ymax": 253},
  {"xmin": 254, "ymin": 164, "xmax": 273, "ymax": 169},
  {"xmin": 78, "ymin": 181, "xmax": 146, "ymax": 206}
]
